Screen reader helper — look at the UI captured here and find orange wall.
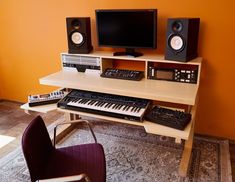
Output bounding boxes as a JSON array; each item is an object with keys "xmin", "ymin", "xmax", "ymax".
[{"xmin": 0, "ymin": 0, "xmax": 235, "ymax": 139}]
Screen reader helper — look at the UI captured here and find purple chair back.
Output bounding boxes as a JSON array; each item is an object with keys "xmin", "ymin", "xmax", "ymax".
[{"xmin": 22, "ymin": 115, "xmax": 54, "ymax": 182}]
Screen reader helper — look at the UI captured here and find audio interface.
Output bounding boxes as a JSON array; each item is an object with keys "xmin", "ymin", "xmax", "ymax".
[
  {"xmin": 148, "ymin": 65, "xmax": 198, "ymax": 83},
  {"xmin": 61, "ymin": 53, "xmax": 101, "ymax": 73}
]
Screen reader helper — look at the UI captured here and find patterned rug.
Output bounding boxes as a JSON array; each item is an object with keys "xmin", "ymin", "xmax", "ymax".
[{"xmin": 0, "ymin": 119, "xmax": 232, "ymax": 182}]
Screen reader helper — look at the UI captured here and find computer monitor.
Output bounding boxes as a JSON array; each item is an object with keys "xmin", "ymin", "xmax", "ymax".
[{"xmin": 95, "ymin": 9, "xmax": 157, "ymax": 57}]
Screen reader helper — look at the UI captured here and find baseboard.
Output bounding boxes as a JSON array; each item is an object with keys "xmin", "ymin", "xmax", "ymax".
[{"xmin": 0, "ymin": 99, "xmax": 23, "ymax": 105}]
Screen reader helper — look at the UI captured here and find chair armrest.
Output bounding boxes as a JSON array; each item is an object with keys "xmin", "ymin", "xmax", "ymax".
[
  {"xmin": 53, "ymin": 119, "xmax": 97, "ymax": 147},
  {"xmin": 37, "ymin": 173, "xmax": 91, "ymax": 182}
]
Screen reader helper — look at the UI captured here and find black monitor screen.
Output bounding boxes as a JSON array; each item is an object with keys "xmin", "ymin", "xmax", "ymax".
[{"xmin": 96, "ymin": 9, "xmax": 157, "ymax": 49}]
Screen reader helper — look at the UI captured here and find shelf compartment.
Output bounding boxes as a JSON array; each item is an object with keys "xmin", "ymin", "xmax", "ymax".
[{"xmin": 57, "ymin": 107, "xmax": 193, "ymax": 141}]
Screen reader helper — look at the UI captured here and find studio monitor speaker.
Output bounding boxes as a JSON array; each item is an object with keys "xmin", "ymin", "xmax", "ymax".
[
  {"xmin": 66, "ymin": 17, "xmax": 93, "ymax": 54},
  {"xmin": 165, "ymin": 18, "xmax": 200, "ymax": 62}
]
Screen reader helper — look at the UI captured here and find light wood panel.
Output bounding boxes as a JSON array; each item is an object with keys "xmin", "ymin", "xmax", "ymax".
[
  {"xmin": 57, "ymin": 108, "xmax": 193, "ymax": 140},
  {"xmin": 40, "ymin": 70, "xmax": 199, "ymax": 105},
  {"xmin": 65, "ymin": 51, "xmax": 202, "ymax": 65},
  {"xmin": 41, "ymin": 52, "xmax": 201, "ymax": 105},
  {"xmin": 20, "ymin": 103, "xmax": 57, "ymax": 113}
]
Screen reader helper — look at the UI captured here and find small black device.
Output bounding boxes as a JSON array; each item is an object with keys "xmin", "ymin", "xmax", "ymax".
[
  {"xmin": 28, "ymin": 91, "xmax": 65, "ymax": 107},
  {"xmin": 101, "ymin": 68, "xmax": 144, "ymax": 81},
  {"xmin": 76, "ymin": 65, "xmax": 100, "ymax": 72},
  {"xmin": 95, "ymin": 9, "xmax": 157, "ymax": 57},
  {"xmin": 165, "ymin": 18, "xmax": 200, "ymax": 62},
  {"xmin": 145, "ymin": 106, "xmax": 191, "ymax": 130},
  {"xmin": 148, "ymin": 66, "xmax": 198, "ymax": 83},
  {"xmin": 66, "ymin": 17, "xmax": 93, "ymax": 54}
]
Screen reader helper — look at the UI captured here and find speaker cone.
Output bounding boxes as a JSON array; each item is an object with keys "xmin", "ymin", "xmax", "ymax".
[
  {"xmin": 71, "ymin": 32, "xmax": 84, "ymax": 45},
  {"xmin": 168, "ymin": 35, "xmax": 184, "ymax": 51}
]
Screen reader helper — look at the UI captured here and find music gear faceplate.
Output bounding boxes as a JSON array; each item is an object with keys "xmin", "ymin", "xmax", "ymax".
[{"xmin": 147, "ymin": 62, "xmax": 198, "ymax": 84}]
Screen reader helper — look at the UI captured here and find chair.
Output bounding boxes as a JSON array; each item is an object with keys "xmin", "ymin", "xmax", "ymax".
[{"xmin": 22, "ymin": 115, "xmax": 106, "ymax": 182}]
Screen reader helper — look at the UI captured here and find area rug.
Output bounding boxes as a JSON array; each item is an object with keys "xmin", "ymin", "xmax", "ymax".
[{"xmin": 0, "ymin": 119, "xmax": 232, "ymax": 182}]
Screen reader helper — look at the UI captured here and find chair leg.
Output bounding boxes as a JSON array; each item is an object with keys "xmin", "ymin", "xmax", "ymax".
[
  {"xmin": 52, "ymin": 113, "xmax": 78, "ymax": 146},
  {"xmin": 53, "ymin": 115, "xmax": 98, "ymax": 147}
]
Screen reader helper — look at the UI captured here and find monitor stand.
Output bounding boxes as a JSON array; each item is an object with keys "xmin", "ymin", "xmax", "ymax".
[{"xmin": 113, "ymin": 48, "xmax": 143, "ymax": 57}]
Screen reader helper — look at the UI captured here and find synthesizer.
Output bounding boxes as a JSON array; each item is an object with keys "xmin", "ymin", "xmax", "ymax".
[
  {"xmin": 101, "ymin": 68, "xmax": 144, "ymax": 81},
  {"xmin": 57, "ymin": 89, "xmax": 151, "ymax": 122},
  {"xmin": 145, "ymin": 105, "xmax": 191, "ymax": 130}
]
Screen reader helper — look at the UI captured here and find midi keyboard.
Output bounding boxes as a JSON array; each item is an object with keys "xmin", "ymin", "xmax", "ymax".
[{"xmin": 57, "ymin": 89, "xmax": 151, "ymax": 122}]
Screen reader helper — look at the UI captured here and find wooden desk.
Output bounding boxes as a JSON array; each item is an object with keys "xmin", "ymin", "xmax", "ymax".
[{"xmin": 22, "ymin": 51, "xmax": 202, "ymax": 177}]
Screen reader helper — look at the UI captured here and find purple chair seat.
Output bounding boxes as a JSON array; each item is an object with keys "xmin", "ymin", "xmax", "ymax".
[{"xmin": 42, "ymin": 144, "xmax": 105, "ymax": 181}]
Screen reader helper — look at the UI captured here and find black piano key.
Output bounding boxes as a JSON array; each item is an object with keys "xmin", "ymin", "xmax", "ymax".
[
  {"xmin": 126, "ymin": 106, "xmax": 131, "ymax": 111},
  {"xmin": 92, "ymin": 100, "xmax": 98, "ymax": 105},
  {"xmin": 131, "ymin": 107, "xmax": 135, "ymax": 112},
  {"xmin": 104, "ymin": 103, "xmax": 109, "ymax": 108},
  {"xmin": 92, "ymin": 101, "xmax": 98, "ymax": 106},
  {"xmin": 87, "ymin": 100, "xmax": 93, "ymax": 105},
  {"xmin": 134, "ymin": 107, "xmax": 139, "ymax": 112},
  {"xmin": 105, "ymin": 103, "xmax": 110, "ymax": 108},
  {"xmin": 84, "ymin": 100, "xmax": 90, "ymax": 104},
  {"xmin": 95, "ymin": 101, "xmax": 101, "ymax": 106},
  {"xmin": 108, "ymin": 103, "xmax": 113, "ymax": 107},
  {"xmin": 79, "ymin": 99, "xmax": 84, "ymax": 103},
  {"xmin": 117, "ymin": 105, "xmax": 122, "ymax": 110},
  {"xmin": 100, "ymin": 102, "xmax": 106, "ymax": 107},
  {"xmin": 82, "ymin": 99, "xmax": 88, "ymax": 104},
  {"xmin": 97, "ymin": 102, "xmax": 103, "ymax": 107}
]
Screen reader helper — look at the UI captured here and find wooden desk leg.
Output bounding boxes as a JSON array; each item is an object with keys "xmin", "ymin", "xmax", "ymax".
[
  {"xmin": 179, "ymin": 128, "xmax": 194, "ymax": 177},
  {"xmin": 179, "ymin": 95, "xmax": 198, "ymax": 177}
]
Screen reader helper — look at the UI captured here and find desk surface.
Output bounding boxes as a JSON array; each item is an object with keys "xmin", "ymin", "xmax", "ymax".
[{"xmin": 40, "ymin": 70, "xmax": 199, "ymax": 105}]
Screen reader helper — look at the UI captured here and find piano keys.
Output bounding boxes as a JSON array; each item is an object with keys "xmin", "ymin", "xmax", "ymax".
[{"xmin": 57, "ymin": 89, "xmax": 151, "ymax": 122}]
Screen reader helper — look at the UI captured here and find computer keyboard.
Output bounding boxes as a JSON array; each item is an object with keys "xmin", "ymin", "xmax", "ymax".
[{"xmin": 100, "ymin": 68, "xmax": 144, "ymax": 81}]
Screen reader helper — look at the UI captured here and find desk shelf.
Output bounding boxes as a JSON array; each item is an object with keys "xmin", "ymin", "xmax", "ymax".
[
  {"xmin": 20, "ymin": 103, "xmax": 57, "ymax": 113},
  {"xmin": 40, "ymin": 70, "xmax": 199, "ymax": 105},
  {"xmin": 57, "ymin": 107, "xmax": 193, "ymax": 141}
]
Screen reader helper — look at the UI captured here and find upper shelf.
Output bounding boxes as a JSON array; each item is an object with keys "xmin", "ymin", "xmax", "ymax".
[
  {"xmin": 40, "ymin": 70, "xmax": 199, "ymax": 105},
  {"xmin": 40, "ymin": 51, "xmax": 201, "ymax": 105}
]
